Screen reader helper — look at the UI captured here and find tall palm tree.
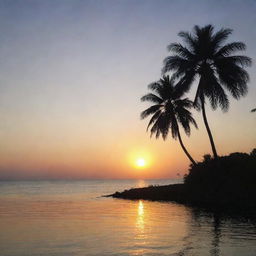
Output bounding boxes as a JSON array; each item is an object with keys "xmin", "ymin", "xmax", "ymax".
[
  {"xmin": 141, "ymin": 76, "xmax": 197, "ymax": 165},
  {"xmin": 162, "ymin": 25, "xmax": 251, "ymax": 158}
]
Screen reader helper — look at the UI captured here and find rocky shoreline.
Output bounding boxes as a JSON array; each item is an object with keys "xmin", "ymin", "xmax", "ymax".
[{"xmin": 106, "ymin": 183, "xmax": 256, "ymax": 212}]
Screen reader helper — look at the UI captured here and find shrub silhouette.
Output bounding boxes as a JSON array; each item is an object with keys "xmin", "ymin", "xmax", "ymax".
[
  {"xmin": 250, "ymin": 148, "xmax": 256, "ymax": 156},
  {"xmin": 184, "ymin": 151, "xmax": 256, "ymax": 206}
]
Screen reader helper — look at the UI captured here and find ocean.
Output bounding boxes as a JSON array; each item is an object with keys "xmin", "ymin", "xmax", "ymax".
[{"xmin": 0, "ymin": 179, "xmax": 255, "ymax": 256}]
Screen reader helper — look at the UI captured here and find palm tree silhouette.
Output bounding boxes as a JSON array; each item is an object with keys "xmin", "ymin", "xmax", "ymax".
[
  {"xmin": 141, "ymin": 76, "xmax": 197, "ymax": 165},
  {"xmin": 162, "ymin": 25, "xmax": 251, "ymax": 158}
]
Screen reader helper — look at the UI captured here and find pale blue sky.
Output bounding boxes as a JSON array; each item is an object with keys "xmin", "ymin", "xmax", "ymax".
[{"xmin": 0, "ymin": 0, "xmax": 255, "ymax": 179}]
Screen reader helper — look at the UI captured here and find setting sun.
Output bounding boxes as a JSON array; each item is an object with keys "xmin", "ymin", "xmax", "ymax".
[
  {"xmin": 136, "ymin": 158, "xmax": 146, "ymax": 168},
  {"xmin": 127, "ymin": 149, "xmax": 153, "ymax": 171}
]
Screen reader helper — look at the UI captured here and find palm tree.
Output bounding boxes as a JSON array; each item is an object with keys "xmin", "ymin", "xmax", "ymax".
[
  {"xmin": 141, "ymin": 75, "xmax": 197, "ymax": 165},
  {"xmin": 162, "ymin": 25, "xmax": 251, "ymax": 158}
]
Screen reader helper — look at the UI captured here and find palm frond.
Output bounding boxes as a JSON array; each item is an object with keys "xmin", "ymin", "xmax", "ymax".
[
  {"xmin": 175, "ymin": 98, "xmax": 194, "ymax": 109},
  {"xmin": 216, "ymin": 55, "xmax": 252, "ymax": 67},
  {"xmin": 215, "ymin": 59, "xmax": 249, "ymax": 99},
  {"xmin": 146, "ymin": 110, "xmax": 162, "ymax": 131},
  {"xmin": 140, "ymin": 93, "xmax": 162, "ymax": 104},
  {"xmin": 211, "ymin": 28, "xmax": 232, "ymax": 50},
  {"xmin": 202, "ymin": 64, "xmax": 229, "ymax": 111},
  {"xmin": 140, "ymin": 105, "xmax": 161, "ymax": 119},
  {"xmin": 178, "ymin": 31, "xmax": 197, "ymax": 52},
  {"xmin": 148, "ymin": 81, "xmax": 161, "ymax": 90},
  {"xmin": 206, "ymin": 82, "xmax": 229, "ymax": 111},
  {"xmin": 167, "ymin": 43, "xmax": 194, "ymax": 59},
  {"xmin": 162, "ymin": 55, "xmax": 190, "ymax": 74},
  {"xmin": 175, "ymin": 69, "xmax": 196, "ymax": 94},
  {"xmin": 215, "ymin": 42, "xmax": 246, "ymax": 57}
]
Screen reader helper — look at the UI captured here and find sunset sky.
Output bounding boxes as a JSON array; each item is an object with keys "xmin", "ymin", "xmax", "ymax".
[{"xmin": 0, "ymin": 0, "xmax": 255, "ymax": 179}]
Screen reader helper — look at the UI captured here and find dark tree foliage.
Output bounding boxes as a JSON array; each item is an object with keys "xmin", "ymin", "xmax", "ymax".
[
  {"xmin": 141, "ymin": 75, "xmax": 197, "ymax": 165},
  {"xmin": 184, "ymin": 151, "xmax": 256, "ymax": 207},
  {"xmin": 163, "ymin": 25, "xmax": 251, "ymax": 159},
  {"xmin": 202, "ymin": 154, "xmax": 212, "ymax": 162},
  {"xmin": 250, "ymin": 148, "xmax": 256, "ymax": 156}
]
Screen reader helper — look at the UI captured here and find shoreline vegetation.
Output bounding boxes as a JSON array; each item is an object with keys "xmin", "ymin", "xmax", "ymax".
[{"xmin": 107, "ymin": 151, "xmax": 256, "ymax": 211}]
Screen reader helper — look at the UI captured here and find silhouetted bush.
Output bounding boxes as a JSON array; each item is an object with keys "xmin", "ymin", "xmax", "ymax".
[
  {"xmin": 202, "ymin": 154, "xmax": 212, "ymax": 162},
  {"xmin": 251, "ymin": 148, "xmax": 256, "ymax": 156},
  {"xmin": 184, "ymin": 151, "xmax": 256, "ymax": 206}
]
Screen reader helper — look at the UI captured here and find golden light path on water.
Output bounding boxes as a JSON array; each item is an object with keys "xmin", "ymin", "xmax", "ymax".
[
  {"xmin": 136, "ymin": 200, "xmax": 145, "ymax": 231},
  {"xmin": 134, "ymin": 200, "xmax": 146, "ymax": 255}
]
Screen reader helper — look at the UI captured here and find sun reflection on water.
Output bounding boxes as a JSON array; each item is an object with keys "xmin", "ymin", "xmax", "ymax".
[
  {"xmin": 133, "ymin": 200, "xmax": 147, "ymax": 255},
  {"xmin": 136, "ymin": 200, "xmax": 145, "ymax": 231}
]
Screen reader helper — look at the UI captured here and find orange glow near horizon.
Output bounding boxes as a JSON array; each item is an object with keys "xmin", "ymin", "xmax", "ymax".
[{"xmin": 0, "ymin": 105, "xmax": 255, "ymax": 180}]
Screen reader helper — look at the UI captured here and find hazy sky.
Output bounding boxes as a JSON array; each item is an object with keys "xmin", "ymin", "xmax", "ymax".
[{"xmin": 0, "ymin": 0, "xmax": 255, "ymax": 179}]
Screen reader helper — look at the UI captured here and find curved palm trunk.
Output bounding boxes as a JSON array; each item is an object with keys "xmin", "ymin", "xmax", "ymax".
[
  {"xmin": 177, "ymin": 128, "xmax": 196, "ymax": 165},
  {"xmin": 201, "ymin": 101, "xmax": 218, "ymax": 158}
]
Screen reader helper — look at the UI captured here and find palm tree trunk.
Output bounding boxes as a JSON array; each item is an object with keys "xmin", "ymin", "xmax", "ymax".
[
  {"xmin": 201, "ymin": 100, "xmax": 218, "ymax": 158},
  {"xmin": 177, "ymin": 128, "xmax": 196, "ymax": 165}
]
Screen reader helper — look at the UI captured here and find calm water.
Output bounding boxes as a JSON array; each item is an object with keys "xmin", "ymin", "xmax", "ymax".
[{"xmin": 0, "ymin": 180, "xmax": 255, "ymax": 256}]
